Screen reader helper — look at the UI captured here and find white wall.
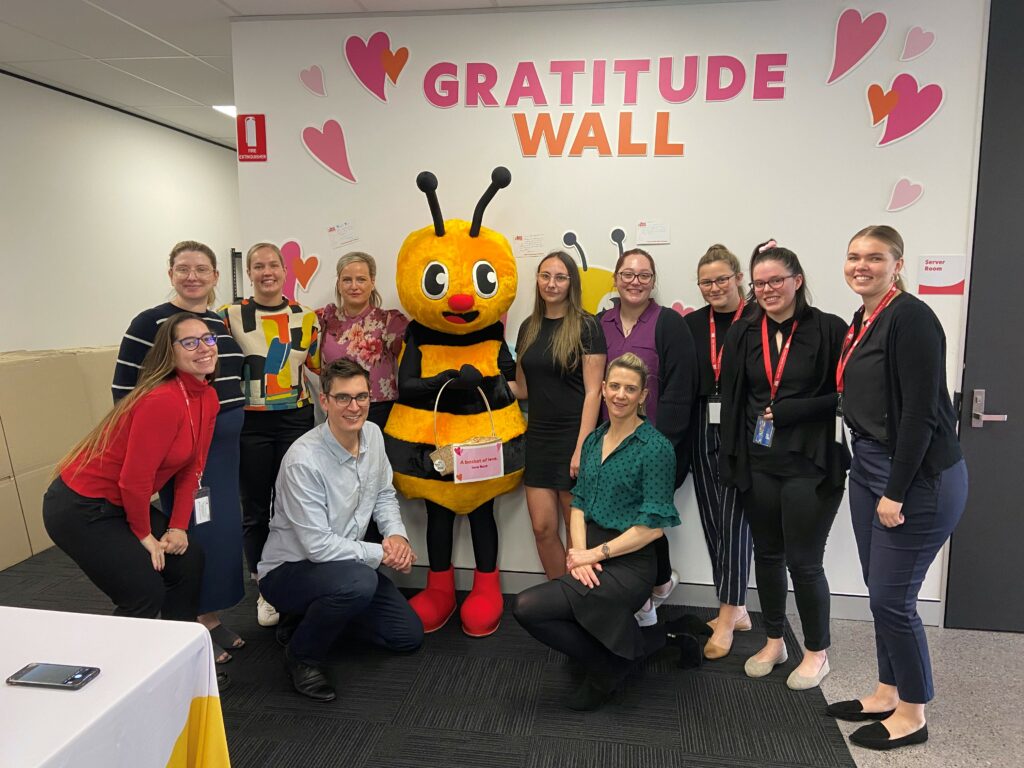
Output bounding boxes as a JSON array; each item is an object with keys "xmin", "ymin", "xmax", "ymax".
[
  {"xmin": 0, "ymin": 74, "xmax": 242, "ymax": 352},
  {"xmin": 231, "ymin": 0, "xmax": 987, "ymax": 607}
]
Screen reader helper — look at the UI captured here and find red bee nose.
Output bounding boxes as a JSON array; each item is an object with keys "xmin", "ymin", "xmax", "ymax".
[{"xmin": 448, "ymin": 293, "xmax": 475, "ymax": 312}]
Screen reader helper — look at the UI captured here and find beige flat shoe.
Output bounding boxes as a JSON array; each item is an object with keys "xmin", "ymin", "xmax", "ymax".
[
  {"xmin": 707, "ymin": 611, "xmax": 752, "ymax": 632},
  {"xmin": 744, "ymin": 646, "xmax": 788, "ymax": 678},
  {"xmin": 787, "ymin": 658, "xmax": 830, "ymax": 690},
  {"xmin": 703, "ymin": 637, "xmax": 732, "ymax": 660}
]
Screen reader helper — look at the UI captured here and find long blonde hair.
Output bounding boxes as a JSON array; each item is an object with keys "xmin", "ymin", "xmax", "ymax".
[
  {"xmin": 56, "ymin": 313, "xmax": 211, "ymax": 479},
  {"xmin": 335, "ymin": 251, "xmax": 382, "ymax": 309},
  {"xmin": 849, "ymin": 225, "xmax": 908, "ymax": 293},
  {"xmin": 518, "ymin": 251, "xmax": 589, "ymax": 373}
]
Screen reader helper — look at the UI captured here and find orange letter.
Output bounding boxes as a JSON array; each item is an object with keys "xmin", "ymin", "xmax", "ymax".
[
  {"xmin": 513, "ymin": 113, "xmax": 574, "ymax": 157},
  {"xmin": 617, "ymin": 112, "xmax": 647, "ymax": 156},
  {"xmin": 569, "ymin": 112, "xmax": 612, "ymax": 157},
  {"xmin": 654, "ymin": 112, "xmax": 684, "ymax": 156}
]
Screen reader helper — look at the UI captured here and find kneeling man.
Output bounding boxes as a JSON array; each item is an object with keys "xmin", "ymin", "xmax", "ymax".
[{"xmin": 258, "ymin": 359, "xmax": 423, "ymax": 701}]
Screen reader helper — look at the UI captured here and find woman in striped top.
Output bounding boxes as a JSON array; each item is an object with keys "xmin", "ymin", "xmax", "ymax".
[{"xmin": 112, "ymin": 240, "xmax": 246, "ymax": 663}]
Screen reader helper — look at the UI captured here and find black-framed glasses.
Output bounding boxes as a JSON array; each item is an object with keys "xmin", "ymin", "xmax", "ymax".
[
  {"xmin": 697, "ymin": 274, "xmax": 737, "ymax": 289},
  {"xmin": 617, "ymin": 270, "xmax": 654, "ymax": 285},
  {"xmin": 750, "ymin": 275, "xmax": 797, "ymax": 291},
  {"xmin": 326, "ymin": 392, "xmax": 371, "ymax": 406},
  {"xmin": 174, "ymin": 333, "xmax": 218, "ymax": 351}
]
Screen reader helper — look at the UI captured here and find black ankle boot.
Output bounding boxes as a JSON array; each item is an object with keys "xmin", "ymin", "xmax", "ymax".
[{"xmin": 565, "ymin": 675, "xmax": 615, "ymax": 711}]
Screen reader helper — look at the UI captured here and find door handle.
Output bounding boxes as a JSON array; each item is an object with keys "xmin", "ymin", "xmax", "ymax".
[{"xmin": 971, "ymin": 389, "xmax": 1008, "ymax": 428}]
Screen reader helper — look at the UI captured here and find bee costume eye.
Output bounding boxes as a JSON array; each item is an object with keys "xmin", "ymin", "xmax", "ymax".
[
  {"xmin": 422, "ymin": 261, "xmax": 450, "ymax": 299},
  {"xmin": 473, "ymin": 260, "xmax": 498, "ymax": 298}
]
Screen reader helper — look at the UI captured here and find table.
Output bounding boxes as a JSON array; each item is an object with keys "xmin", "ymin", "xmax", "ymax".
[{"xmin": 0, "ymin": 607, "xmax": 230, "ymax": 767}]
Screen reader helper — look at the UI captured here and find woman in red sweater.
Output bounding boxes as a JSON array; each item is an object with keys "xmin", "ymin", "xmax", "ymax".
[{"xmin": 43, "ymin": 313, "xmax": 219, "ymax": 620}]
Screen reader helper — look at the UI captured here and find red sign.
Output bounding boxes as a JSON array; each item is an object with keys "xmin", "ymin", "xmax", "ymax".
[{"xmin": 236, "ymin": 114, "xmax": 267, "ymax": 162}]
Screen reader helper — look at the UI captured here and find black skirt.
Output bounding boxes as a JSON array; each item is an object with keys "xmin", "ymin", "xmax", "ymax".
[{"xmin": 558, "ymin": 522, "xmax": 657, "ymax": 659}]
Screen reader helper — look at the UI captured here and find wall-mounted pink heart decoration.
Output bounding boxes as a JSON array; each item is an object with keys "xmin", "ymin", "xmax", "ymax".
[
  {"xmin": 302, "ymin": 120, "xmax": 356, "ymax": 183},
  {"xmin": 299, "ymin": 65, "xmax": 326, "ymax": 97},
  {"xmin": 878, "ymin": 74, "xmax": 943, "ymax": 146},
  {"xmin": 901, "ymin": 27, "xmax": 935, "ymax": 61},
  {"xmin": 887, "ymin": 178, "xmax": 924, "ymax": 211},
  {"xmin": 345, "ymin": 32, "xmax": 390, "ymax": 102},
  {"xmin": 827, "ymin": 8, "xmax": 887, "ymax": 85},
  {"xmin": 671, "ymin": 301, "xmax": 696, "ymax": 317}
]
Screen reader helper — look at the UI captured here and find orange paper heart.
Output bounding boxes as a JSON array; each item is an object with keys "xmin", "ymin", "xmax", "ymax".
[
  {"xmin": 381, "ymin": 47, "xmax": 409, "ymax": 85},
  {"xmin": 867, "ymin": 84, "xmax": 899, "ymax": 126},
  {"xmin": 293, "ymin": 254, "xmax": 320, "ymax": 291}
]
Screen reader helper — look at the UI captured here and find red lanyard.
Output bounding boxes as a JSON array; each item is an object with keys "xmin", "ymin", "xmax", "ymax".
[
  {"xmin": 761, "ymin": 315, "xmax": 798, "ymax": 403},
  {"xmin": 835, "ymin": 286, "xmax": 899, "ymax": 394},
  {"xmin": 709, "ymin": 303, "xmax": 745, "ymax": 387},
  {"xmin": 177, "ymin": 379, "xmax": 207, "ymax": 483}
]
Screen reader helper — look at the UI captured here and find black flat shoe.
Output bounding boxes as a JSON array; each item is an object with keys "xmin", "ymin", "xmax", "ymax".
[
  {"xmin": 849, "ymin": 721, "xmax": 928, "ymax": 750},
  {"xmin": 565, "ymin": 676, "xmax": 616, "ymax": 712},
  {"xmin": 826, "ymin": 699, "xmax": 896, "ymax": 722},
  {"xmin": 216, "ymin": 671, "xmax": 232, "ymax": 692},
  {"xmin": 665, "ymin": 629, "xmax": 704, "ymax": 669},
  {"xmin": 284, "ymin": 648, "xmax": 336, "ymax": 702},
  {"xmin": 665, "ymin": 614, "xmax": 713, "ymax": 639}
]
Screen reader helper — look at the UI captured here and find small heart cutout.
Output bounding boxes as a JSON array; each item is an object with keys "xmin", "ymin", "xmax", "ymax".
[
  {"xmin": 867, "ymin": 84, "xmax": 900, "ymax": 126},
  {"xmin": 299, "ymin": 65, "xmax": 326, "ymax": 97},
  {"xmin": 879, "ymin": 74, "xmax": 943, "ymax": 146},
  {"xmin": 345, "ymin": 32, "xmax": 390, "ymax": 101},
  {"xmin": 381, "ymin": 46, "xmax": 409, "ymax": 85},
  {"xmin": 901, "ymin": 27, "xmax": 935, "ymax": 61},
  {"xmin": 887, "ymin": 178, "xmax": 924, "ymax": 212},
  {"xmin": 827, "ymin": 9, "xmax": 887, "ymax": 85},
  {"xmin": 293, "ymin": 254, "xmax": 320, "ymax": 290},
  {"xmin": 301, "ymin": 120, "xmax": 356, "ymax": 183},
  {"xmin": 454, "ymin": 447, "xmax": 463, "ymax": 456}
]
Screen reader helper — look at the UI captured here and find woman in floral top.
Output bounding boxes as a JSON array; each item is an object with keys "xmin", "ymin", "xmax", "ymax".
[{"xmin": 317, "ymin": 252, "xmax": 409, "ymax": 429}]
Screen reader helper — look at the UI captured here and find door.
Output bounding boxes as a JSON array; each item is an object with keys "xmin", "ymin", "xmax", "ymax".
[{"xmin": 944, "ymin": 0, "xmax": 1024, "ymax": 632}]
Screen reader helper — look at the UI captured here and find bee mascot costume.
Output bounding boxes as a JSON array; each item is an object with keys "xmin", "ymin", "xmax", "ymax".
[{"xmin": 384, "ymin": 167, "xmax": 525, "ymax": 637}]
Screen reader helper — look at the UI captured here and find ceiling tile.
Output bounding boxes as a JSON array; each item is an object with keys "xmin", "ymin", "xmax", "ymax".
[
  {"xmin": 13, "ymin": 59, "xmax": 197, "ymax": 107},
  {"xmin": 227, "ymin": 0, "xmax": 365, "ymax": 15},
  {"xmin": 199, "ymin": 56, "xmax": 232, "ymax": 76},
  {"xmin": 0, "ymin": 20, "xmax": 87, "ymax": 62},
  {"xmin": 85, "ymin": 0, "xmax": 234, "ymax": 56},
  {"xmin": 106, "ymin": 57, "xmax": 234, "ymax": 105},
  {"xmin": 139, "ymin": 105, "xmax": 238, "ymax": 143},
  {"xmin": 0, "ymin": 0, "xmax": 181, "ymax": 58},
  {"xmin": 355, "ymin": 0, "xmax": 497, "ymax": 10}
]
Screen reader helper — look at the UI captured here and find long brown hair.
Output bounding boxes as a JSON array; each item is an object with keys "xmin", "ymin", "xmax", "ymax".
[
  {"xmin": 848, "ymin": 225, "xmax": 908, "ymax": 292},
  {"xmin": 56, "ymin": 313, "xmax": 213, "ymax": 478},
  {"xmin": 170, "ymin": 240, "xmax": 218, "ymax": 306},
  {"xmin": 518, "ymin": 251, "xmax": 590, "ymax": 373}
]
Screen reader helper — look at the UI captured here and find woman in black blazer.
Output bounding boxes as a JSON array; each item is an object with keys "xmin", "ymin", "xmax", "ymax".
[{"xmin": 826, "ymin": 225, "xmax": 967, "ymax": 751}]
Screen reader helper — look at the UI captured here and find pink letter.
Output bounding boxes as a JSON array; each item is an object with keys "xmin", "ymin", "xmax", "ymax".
[
  {"xmin": 424, "ymin": 62, "xmax": 458, "ymax": 108},
  {"xmin": 505, "ymin": 61, "xmax": 548, "ymax": 107},
  {"xmin": 613, "ymin": 58, "xmax": 651, "ymax": 106},
  {"xmin": 658, "ymin": 56, "xmax": 699, "ymax": 103},
  {"xmin": 706, "ymin": 55, "xmax": 746, "ymax": 101},
  {"xmin": 466, "ymin": 62, "xmax": 499, "ymax": 107},
  {"xmin": 753, "ymin": 53, "xmax": 787, "ymax": 100},
  {"xmin": 550, "ymin": 60, "xmax": 586, "ymax": 105},
  {"xmin": 592, "ymin": 59, "xmax": 606, "ymax": 105}
]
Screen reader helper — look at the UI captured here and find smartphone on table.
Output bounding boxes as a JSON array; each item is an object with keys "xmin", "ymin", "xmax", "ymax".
[{"xmin": 6, "ymin": 663, "xmax": 100, "ymax": 690}]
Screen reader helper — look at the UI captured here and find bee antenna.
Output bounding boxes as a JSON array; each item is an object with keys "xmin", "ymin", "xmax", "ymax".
[
  {"xmin": 470, "ymin": 166, "xmax": 512, "ymax": 237},
  {"xmin": 610, "ymin": 228, "xmax": 626, "ymax": 260},
  {"xmin": 416, "ymin": 171, "xmax": 445, "ymax": 236},
  {"xmin": 562, "ymin": 231, "xmax": 588, "ymax": 271}
]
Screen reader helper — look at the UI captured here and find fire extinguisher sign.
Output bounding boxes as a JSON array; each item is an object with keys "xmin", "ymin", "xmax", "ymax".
[{"xmin": 236, "ymin": 114, "xmax": 267, "ymax": 162}]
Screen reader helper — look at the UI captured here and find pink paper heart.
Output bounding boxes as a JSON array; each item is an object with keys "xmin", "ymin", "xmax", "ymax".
[
  {"xmin": 671, "ymin": 301, "xmax": 696, "ymax": 317},
  {"xmin": 454, "ymin": 447, "xmax": 463, "ymax": 456},
  {"xmin": 886, "ymin": 178, "xmax": 923, "ymax": 212},
  {"xmin": 279, "ymin": 240, "xmax": 302, "ymax": 300},
  {"xmin": 345, "ymin": 32, "xmax": 389, "ymax": 102},
  {"xmin": 827, "ymin": 9, "xmax": 887, "ymax": 85},
  {"xmin": 879, "ymin": 74, "xmax": 943, "ymax": 146},
  {"xmin": 901, "ymin": 27, "xmax": 935, "ymax": 61},
  {"xmin": 302, "ymin": 120, "xmax": 357, "ymax": 183},
  {"xmin": 299, "ymin": 65, "xmax": 326, "ymax": 97}
]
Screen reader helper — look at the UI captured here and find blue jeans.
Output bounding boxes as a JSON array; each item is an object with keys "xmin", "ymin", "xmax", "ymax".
[
  {"xmin": 849, "ymin": 436, "xmax": 967, "ymax": 703},
  {"xmin": 259, "ymin": 559, "xmax": 423, "ymax": 665}
]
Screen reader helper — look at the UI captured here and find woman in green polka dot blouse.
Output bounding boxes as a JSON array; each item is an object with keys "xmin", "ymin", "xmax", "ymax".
[{"xmin": 513, "ymin": 352, "xmax": 681, "ymax": 711}]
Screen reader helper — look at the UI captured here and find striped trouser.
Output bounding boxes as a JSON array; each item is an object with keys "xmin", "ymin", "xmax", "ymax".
[{"xmin": 690, "ymin": 397, "xmax": 752, "ymax": 606}]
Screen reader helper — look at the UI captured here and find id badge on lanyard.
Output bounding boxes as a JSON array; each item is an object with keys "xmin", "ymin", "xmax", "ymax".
[
  {"xmin": 193, "ymin": 485, "xmax": 212, "ymax": 524},
  {"xmin": 753, "ymin": 412, "xmax": 774, "ymax": 447},
  {"xmin": 707, "ymin": 395, "xmax": 722, "ymax": 425},
  {"xmin": 753, "ymin": 316, "xmax": 797, "ymax": 449}
]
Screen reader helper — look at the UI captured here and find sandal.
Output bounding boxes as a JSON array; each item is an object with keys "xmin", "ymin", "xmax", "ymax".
[
  {"xmin": 209, "ymin": 623, "xmax": 245, "ymax": 650},
  {"xmin": 211, "ymin": 641, "xmax": 232, "ymax": 665}
]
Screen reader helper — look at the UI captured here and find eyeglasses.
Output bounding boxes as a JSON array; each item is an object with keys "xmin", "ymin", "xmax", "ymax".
[
  {"xmin": 537, "ymin": 272, "xmax": 570, "ymax": 284},
  {"xmin": 697, "ymin": 274, "xmax": 736, "ymax": 289},
  {"xmin": 617, "ymin": 270, "xmax": 654, "ymax": 285},
  {"xmin": 326, "ymin": 392, "xmax": 371, "ymax": 406},
  {"xmin": 750, "ymin": 275, "xmax": 797, "ymax": 291},
  {"xmin": 175, "ymin": 333, "xmax": 218, "ymax": 351},
  {"xmin": 172, "ymin": 266, "xmax": 214, "ymax": 277}
]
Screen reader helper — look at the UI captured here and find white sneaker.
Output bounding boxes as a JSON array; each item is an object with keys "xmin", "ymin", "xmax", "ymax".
[
  {"xmin": 650, "ymin": 570, "xmax": 680, "ymax": 609},
  {"xmin": 634, "ymin": 600, "xmax": 658, "ymax": 627},
  {"xmin": 257, "ymin": 595, "xmax": 280, "ymax": 627}
]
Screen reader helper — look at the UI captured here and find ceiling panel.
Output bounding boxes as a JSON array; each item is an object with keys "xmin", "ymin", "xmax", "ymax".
[
  {"xmin": 199, "ymin": 56, "xmax": 233, "ymax": 76},
  {"xmin": 0, "ymin": 0, "xmax": 181, "ymax": 59},
  {"xmin": 227, "ymin": 0, "xmax": 365, "ymax": 15},
  {"xmin": 13, "ymin": 59, "xmax": 198, "ymax": 107},
  {"xmin": 352, "ymin": 0, "xmax": 496, "ymax": 10},
  {"xmin": 140, "ymin": 105, "xmax": 238, "ymax": 144},
  {"xmin": 106, "ymin": 57, "xmax": 234, "ymax": 105},
  {"xmin": 87, "ymin": 0, "xmax": 234, "ymax": 55},
  {"xmin": 0, "ymin": 20, "xmax": 87, "ymax": 63}
]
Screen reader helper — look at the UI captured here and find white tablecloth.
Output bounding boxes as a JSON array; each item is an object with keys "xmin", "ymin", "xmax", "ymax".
[{"xmin": 0, "ymin": 607, "xmax": 230, "ymax": 767}]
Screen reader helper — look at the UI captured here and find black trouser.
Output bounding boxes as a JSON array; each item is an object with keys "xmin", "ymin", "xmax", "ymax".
[
  {"xmin": 239, "ymin": 407, "xmax": 314, "ymax": 575},
  {"xmin": 424, "ymin": 499, "xmax": 498, "ymax": 572},
  {"xmin": 743, "ymin": 471, "xmax": 843, "ymax": 650},
  {"xmin": 42, "ymin": 477, "xmax": 203, "ymax": 621}
]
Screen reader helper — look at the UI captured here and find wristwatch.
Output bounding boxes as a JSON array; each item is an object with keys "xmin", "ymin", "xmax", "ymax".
[{"xmin": 601, "ymin": 543, "xmax": 611, "ymax": 560}]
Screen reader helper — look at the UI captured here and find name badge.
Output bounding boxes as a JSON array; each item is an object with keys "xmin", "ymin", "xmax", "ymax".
[
  {"xmin": 707, "ymin": 395, "xmax": 722, "ymax": 425},
  {"xmin": 193, "ymin": 486, "xmax": 212, "ymax": 525},
  {"xmin": 753, "ymin": 413, "xmax": 774, "ymax": 447},
  {"xmin": 835, "ymin": 398, "xmax": 845, "ymax": 445}
]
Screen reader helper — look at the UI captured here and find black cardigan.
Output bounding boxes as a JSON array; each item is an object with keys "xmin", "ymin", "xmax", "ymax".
[
  {"xmin": 845, "ymin": 293, "xmax": 962, "ymax": 501},
  {"xmin": 719, "ymin": 305, "xmax": 850, "ymax": 494}
]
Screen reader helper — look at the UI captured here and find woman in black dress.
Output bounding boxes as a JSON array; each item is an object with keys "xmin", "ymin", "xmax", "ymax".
[
  {"xmin": 515, "ymin": 251, "xmax": 606, "ymax": 578},
  {"xmin": 720, "ymin": 241, "xmax": 849, "ymax": 690}
]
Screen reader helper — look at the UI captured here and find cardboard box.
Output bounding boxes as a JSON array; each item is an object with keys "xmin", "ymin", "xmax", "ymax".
[
  {"xmin": 15, "ymin": 464, "xmax": 56, "ymax": 554},
  {"xmin": 0, "ymin": 418, "xmax": 12, "ymax": 481},
  {"xmin": 75, "ymin": 347, "xmax": 118, "ymax": 424},
  {"xmin": 0, "ymin": 478, "xmax": 32, "ymax": 569}
]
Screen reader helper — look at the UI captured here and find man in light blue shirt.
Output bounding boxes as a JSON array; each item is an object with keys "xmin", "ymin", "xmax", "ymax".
[{"xmin": 258, "ymin": 359, "xmax": 423, "ymax": 701}]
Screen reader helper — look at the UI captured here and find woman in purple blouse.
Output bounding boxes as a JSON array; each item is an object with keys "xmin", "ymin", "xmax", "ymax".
[
  {"xmin": 317, "ymin": 252, "xmax": 409, "ymax": 429},
  {"xmin": 599, "ymin": 248, "xmax": 698, "ymax": 625}
]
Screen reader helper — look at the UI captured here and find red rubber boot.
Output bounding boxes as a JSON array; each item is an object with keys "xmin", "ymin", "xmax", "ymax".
[
  {"xmin": 409, "ymin": 566, "xmax": 456, "ymax": 633},
  {"xmin": 460, "ymin": 569, "xmax": 503, "ymax": 637}
]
